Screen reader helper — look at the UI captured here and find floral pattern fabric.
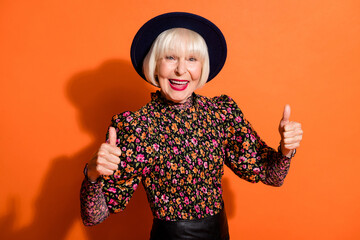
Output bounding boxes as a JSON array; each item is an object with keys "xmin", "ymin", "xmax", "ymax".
[{"xmin": 80, "ymin": 91, "xmax": 292, "ymax": 225}]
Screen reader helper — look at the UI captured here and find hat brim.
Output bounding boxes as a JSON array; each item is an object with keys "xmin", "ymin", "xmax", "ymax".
[{"xmin": 130, "ymin": 12, "xmax": 227, "ymax": 83}]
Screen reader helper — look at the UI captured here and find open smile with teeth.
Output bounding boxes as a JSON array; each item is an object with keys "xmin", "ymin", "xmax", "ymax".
[
  {"xmin": 169, "ymin": 79, "xmax": 189, "ymax": 91},
  {"xmin": 169, "ymin": 79, "xmax": 189, "ymax": 85}
]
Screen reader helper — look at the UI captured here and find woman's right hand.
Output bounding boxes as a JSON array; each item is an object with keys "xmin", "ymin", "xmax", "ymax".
[{"xmin": 87, "ymin": 127, "xmax": 121, "ymax": 182}]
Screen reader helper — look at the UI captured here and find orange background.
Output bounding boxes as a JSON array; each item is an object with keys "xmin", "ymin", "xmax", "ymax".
[{"xmin": 1, "ymin": 1, "xmax": 359, "ymax": 239}]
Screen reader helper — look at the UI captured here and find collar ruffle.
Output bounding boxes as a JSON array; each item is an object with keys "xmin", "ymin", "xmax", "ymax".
[{"xmin": 151, "ymin": 90, "xmax": 197, "ymax": 112}]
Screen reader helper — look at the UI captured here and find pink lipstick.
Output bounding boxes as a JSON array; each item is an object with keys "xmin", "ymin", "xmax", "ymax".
[{"xmin": 169, "ymin": 79, "xmax": 189, "ymax": 91}]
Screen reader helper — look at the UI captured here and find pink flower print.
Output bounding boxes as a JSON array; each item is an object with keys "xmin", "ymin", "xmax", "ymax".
[
  {"xmin": 253, "ymin": 168, "xmax": 260, "ymax": 174},
  {"xmin": 191, "ymin": 138, "xmax": 198, "ymax": 146},
  {"xmin": 136, "ymin": 146, "xmax": 141, "ymax": 152},
  {"xmin": 143, "ymin": 166, "xmax": 150, "ymax": 175},
  {"xmin": 204, "ymin": 162, "xmax": 208, "ymax": 169},
  {"xmin": 133, "ymin": 184, "xmax": 138, "ymax": 190},
  {"xmin": 108, "ymin": 187, "xmax": 116, "ymax": 193},
  {"xmin": 235, "ymin": 116, "xmax": 242, "ymax": 122},
  {"xmin": 136, "ymin": 154, "xmax": 145, "ymax": 162},
  {"xmin": 184, "ymin": 197, "xmax": 190, "ymax": 205},
  {"xmin": 161, "ymin": 194, "xmax": 169, "ymax": 203},
  {"xmin": 185, "ymin": 155, "xmax": 191, "ymax": 164},
  {"xmin": 126, "ymin": 116, "xmax": 133, "ymax": 122},
  {"xmin": 141, "ymin": 116, "xmax": 147, "ymax": 120},
  {"xmin": 173, "ymin": 146, "xmax": 179, "ymax": 154},
  {"xmin": 121, "ymin": 161, "xmax": 126, "ymax": 168},
  {"xmin": 123, "ymin": 112, "xmax": 130, "ymax": 117},
  {"xmin": 250, "ymin": 134, "xmax": 256, "ymax": 142},
  {"xmin": 153, "ymin": 143, "xmax": 159, "ymax": 151},
  {"xmin": 212, "ymin": 139, "xmax": 218, "ymax": 147},
  {"xmin": 136, "ymin": 127, "xmax": 142, "ymax": 133},
  {"xmin": 179, "ymin": 128, "xmax": 184, "ymax": 134},
  {"xmin": 108, "ymin": 199, "xmax": 118, "ymax": 205},
  {"xmin": 195, "ymin": 205, "xmax": 200, "ymax": 213},
  {"xmin": 197, "ymin": 159, "xmax": 203, "ymax": 166}
]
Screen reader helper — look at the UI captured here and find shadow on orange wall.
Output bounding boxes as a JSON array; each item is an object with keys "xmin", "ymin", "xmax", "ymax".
[
  {"xmin": 0, "ymin": 59, "xmax": 235, "ymax": 239},
  {"xmin": 0, "ymin": 60, "xmax": 151, "ymax": 239}
]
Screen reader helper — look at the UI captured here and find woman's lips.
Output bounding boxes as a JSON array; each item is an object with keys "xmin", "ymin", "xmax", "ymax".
[{"xmin": 169, "ymin": 79, "xmax": 189, "ymax": 91}]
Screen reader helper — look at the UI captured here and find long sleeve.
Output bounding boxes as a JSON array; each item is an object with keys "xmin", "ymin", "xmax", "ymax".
[
  {"xmin": 80, "ymin": 178, "xmax": 109, "ymax": 226},
  {"xmin": 217, "ymin": 95, "xmax": 292, "ymax": 186},
  {"xmin": 80, "ymin": 111, "xmax": 154, "ymax": 225},
  {"xmin": 101, "ymin": 111, "xmax": 156, "ymax": 213}
]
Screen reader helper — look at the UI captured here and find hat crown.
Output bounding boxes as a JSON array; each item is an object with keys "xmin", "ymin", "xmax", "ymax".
[{"xmin": 131, "ymin": 12, "xmax": 227, "ymax": 83}]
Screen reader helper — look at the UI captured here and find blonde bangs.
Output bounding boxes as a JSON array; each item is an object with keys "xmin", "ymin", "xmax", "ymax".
[
  {"xmin": 143, "ymin": 28, "xmax": 210, "ymax": 87},
  {"xmin": 156, "ymin": 28, "xmax": 207, "ymax": 63}
]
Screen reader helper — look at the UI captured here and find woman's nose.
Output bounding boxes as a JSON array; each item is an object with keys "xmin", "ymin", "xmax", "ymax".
[{"xmin": 175, "ymin": 59, "xmax": 187, "ymax": 75}]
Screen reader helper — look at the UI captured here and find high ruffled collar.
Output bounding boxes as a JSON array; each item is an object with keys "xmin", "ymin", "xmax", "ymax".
[{"xmin": 151, "ymin": 90, "xmax": 196, "ymax": 111}]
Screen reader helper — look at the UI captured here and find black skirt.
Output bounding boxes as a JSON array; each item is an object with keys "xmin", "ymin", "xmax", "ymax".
[{"xmin": 149, "ymin": 208, "xmax": 229, "ymax": 240}]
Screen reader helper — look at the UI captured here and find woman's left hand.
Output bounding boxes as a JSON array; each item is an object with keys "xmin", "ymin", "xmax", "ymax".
[{"xmin": 278, "ymin": 104, "xmax": 303, "ymax": 158}]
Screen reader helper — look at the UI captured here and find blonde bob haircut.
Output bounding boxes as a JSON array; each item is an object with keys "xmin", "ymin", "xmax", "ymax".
[{"xmin": 143, "ymin": 28, "xmax": 210, "ymax": 88}]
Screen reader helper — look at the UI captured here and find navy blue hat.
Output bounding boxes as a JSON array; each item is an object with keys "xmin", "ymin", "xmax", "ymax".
[{"xmin": 130, "ymin": 12, "xmax": 227, "ymax": 83}]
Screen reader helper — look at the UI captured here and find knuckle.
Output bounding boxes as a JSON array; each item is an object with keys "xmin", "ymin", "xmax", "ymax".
[
  {"xmin": 97, "ymin": 150, "xmax": 107, "ymax": 157},
  {"xmin": 100, "ymin": 143, "xmax": 108, "ymax": 149}
]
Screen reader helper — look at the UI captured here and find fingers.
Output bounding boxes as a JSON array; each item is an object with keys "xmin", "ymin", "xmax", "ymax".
[
  {"xmin": 282, "ymin": 104, "xmax": 291, "ymax": 123},
  {"xmin": 95, "ymin": 164, "xmax": 118, "ymax": 176},
  {"xmin": 98, "ymin": 145, "xmax": 121, "ymax": 164},
  {"xmin": 88, "ymin": 136, "xmax": 121, "ymax": 177},
  {"xmin": 101, "ymin": 143, "xmax": 121, "ymax": 156},
  {"xmin": 283, "ymin": 142, "xmax": 300, "ymax": 150},
  {"xmin": 281, "ymin": 121, "xmax": 303, "ymax": 151},
  {"xmin": 109, "ymin": 127, "xmax": 117, "ymax": 146},
  {"xmin": 283, "ymin": 135, "xmax": 303, "ymax": 145},
  {"xmin": 284, "ymin": 122, "xmax": 301, "ymax": 132}
]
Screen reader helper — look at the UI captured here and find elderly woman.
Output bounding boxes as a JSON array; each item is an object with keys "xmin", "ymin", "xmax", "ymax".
[{"xmin": 80, "ymin": 12, "xmax": 303, "ymax": 240}]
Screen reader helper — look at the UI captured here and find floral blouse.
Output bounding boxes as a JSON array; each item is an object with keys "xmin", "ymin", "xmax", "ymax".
[{"xmin": 80, "ymin": 91, "xmax": 292, "ymax": 226}]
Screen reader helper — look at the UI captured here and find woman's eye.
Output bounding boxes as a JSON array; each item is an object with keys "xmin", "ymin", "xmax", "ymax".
[
  {"xmin": 189, "ymin": 57, "xmax": 197, "ymax": 61},
  {"xmin": 165, "ymin": 56, "xmax": 175, "ymax": 60}
]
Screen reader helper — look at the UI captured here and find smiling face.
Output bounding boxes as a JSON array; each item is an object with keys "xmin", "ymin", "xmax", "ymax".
[
  {"xmin": 143, "ymin": 28, "xmax": 210, "ymax": 101},
  {"xmin": 156, "ymin": 49, "xmax": 202, "ymax": 103}
]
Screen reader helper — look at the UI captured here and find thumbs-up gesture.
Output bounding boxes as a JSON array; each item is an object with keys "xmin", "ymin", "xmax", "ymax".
[
  {"xmin": 87, "ymin": 127, "xmax": 121, "ymax": 182},
  {"xmin": 278, "ymin": 105, "xmax": 303, "ymax": 158}
]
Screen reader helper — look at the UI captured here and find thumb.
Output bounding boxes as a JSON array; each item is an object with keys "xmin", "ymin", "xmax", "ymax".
[
  {"xmin": 281, "ymin": 104, "xmax": 291, "ymax": 123},
  {"xmin": 108, "ymin": 127, "xmax": 117, "ymax": 146}
]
